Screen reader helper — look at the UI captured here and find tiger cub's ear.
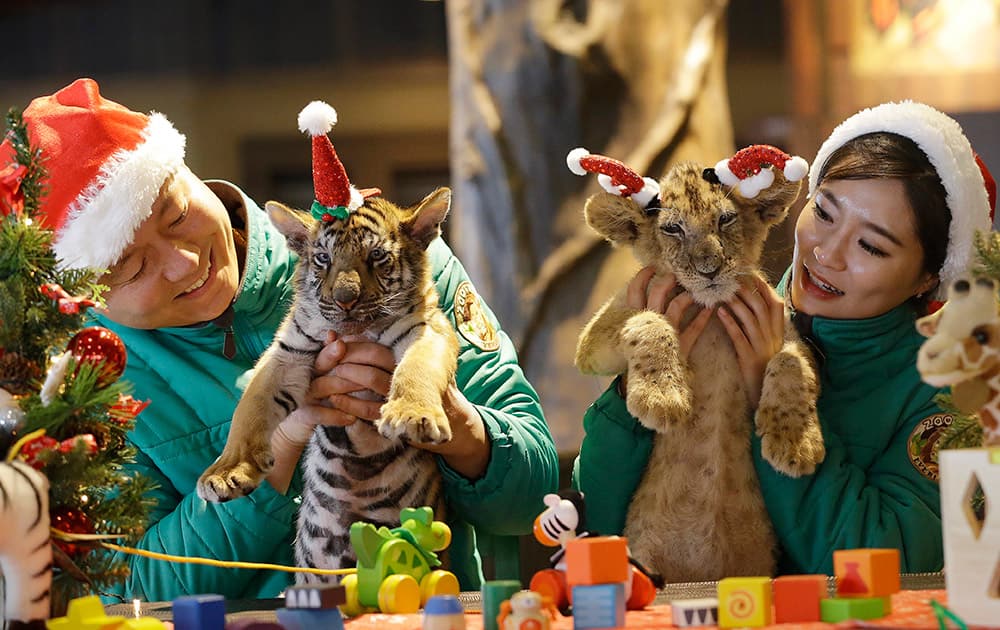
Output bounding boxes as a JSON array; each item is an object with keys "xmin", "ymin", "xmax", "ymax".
[
  {"xmin": 403, "ymin": 187, "xmax": 451, "ymax": 249},
  {"xmin": 265, "ymin": 200, "xmax": 314, "ymax": 256}
]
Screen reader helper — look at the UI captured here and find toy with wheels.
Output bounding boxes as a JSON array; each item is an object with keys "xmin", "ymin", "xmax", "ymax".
[{"xmin": 340, "ymin": 506, "xmax": 460, "ymax": 616}]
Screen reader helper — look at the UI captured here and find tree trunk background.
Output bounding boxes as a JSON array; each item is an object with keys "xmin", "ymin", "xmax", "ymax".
[{"xmin": 446, "ymin": 0, "xmax": 735, "ymax": 453}]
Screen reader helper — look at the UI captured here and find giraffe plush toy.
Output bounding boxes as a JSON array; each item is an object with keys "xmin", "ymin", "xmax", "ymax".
[{"xmin": 917, "ymin": 275, "xmax": 1000, "ymax": 446}]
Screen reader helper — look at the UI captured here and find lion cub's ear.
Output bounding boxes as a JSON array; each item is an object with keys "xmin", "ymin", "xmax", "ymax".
[
  {"xmin": 584, "ymin": 192, "xmax": 654, "ymax": 246},
  {"xmin": 732, "ymin": 170, "xmax": 804, "ymax": 226}
]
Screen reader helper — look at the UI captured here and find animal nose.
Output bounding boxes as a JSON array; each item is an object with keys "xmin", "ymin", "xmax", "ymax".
[{"xmin": 335, "ymin": 297, "xmax": 358, "ymax": 311}]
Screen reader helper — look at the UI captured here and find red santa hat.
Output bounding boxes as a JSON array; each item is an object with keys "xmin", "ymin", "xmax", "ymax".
[
  {"xmin": 297, "ymin": 100, "xmax": 378, "ymax": 222},
  {"xmin": 566, "ymin": 147, "xmax": 660, "ymax": 207},
  {"xmin": 809, "ymin": 101, "xmax": 996, "ymax": 301},
  {"xmin": 0, "ymin": 78, "xmax": 186, "ymax": 270},
  {"xmin": 713, "ymin": 145, "xmax": 809, "ymax": 198}
]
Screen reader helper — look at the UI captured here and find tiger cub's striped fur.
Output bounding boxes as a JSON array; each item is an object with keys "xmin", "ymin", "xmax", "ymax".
[
  {"xmin": 0, "ymin": 460, "xmax": 52, "ymax": 624},
  {"xmin": 196, "ymin": 188, "xmax": 457, "ymax": 577}
]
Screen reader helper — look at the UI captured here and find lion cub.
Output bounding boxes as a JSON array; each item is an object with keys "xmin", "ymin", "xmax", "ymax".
[{"xmin": 570, "ymin": 146, "xmax": 825, "ymax": 581}]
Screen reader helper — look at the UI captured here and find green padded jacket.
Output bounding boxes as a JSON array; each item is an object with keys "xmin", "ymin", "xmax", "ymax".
[
  {"xmin": 573, "ymin": 273, "xmax": 946, "ymax": 575},
  {"xmin": 97, "ymin": 182, "xmax": 558, "ymax": 601}
]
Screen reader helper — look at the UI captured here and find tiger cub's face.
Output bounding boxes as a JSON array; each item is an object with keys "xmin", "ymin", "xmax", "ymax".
[
  {"xmin": 266, "ymin": 187, "xmax": 451, "ymax": 334},
  {"xmin": 584, "ymin": 162, "xmax": 802, "ymax": 306}
]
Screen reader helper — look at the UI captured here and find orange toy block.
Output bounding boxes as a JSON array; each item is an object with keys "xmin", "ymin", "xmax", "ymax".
[
  {"xmin": 772, "ymin": 574, "xmax": 827, "ymax": 623},
  {"xmin": 833, "ymin": 548, "xmax": 900, "ymax": 598},
  {"xmin": 564, "ymin": 536, "xmax": 630, "ymax": 586}
]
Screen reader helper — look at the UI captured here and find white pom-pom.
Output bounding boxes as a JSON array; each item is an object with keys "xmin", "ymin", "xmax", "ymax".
[
  {"xmin": 783, "ymin": 155, "xmax": 809, "ymax": 182},
  {"xmin": 298, "ymin": 100, "xmax": 338, "ymax": 136},
  {"xmin": 632, "ymin": 177, "xmax": 661, "ymax": 207},
  {"xmin": 567, "ymin": 147, "xmax": 590, "ymax": 176},
  {"xmin": 714, "ymin": 158, "xmax": 740, "ymax": 187},
  {"xmin": 737, "ymin": 168, "xmax": 775, "ymax": 199}
]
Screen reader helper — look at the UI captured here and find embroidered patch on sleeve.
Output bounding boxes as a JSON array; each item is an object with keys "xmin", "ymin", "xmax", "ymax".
[
  {"xmin": 454, "ymin": 280, "xmax": 500, "ymax": 352},
  {"xmin": 907, "ymin": 413, "xmax": 955, "ymax": 482}
]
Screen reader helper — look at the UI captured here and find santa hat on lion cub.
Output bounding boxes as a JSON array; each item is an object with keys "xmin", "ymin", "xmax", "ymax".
[{"xmin": 0, "ymin": 77, "xmax": 186, "ymax": 271}]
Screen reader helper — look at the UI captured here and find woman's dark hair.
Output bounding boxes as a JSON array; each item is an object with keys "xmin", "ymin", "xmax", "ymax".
[{"xmin": 816, "ymin": 132, "xmax": 950, "ymax": 314}]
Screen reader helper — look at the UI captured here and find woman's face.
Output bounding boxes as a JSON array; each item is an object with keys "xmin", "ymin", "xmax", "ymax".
[
  {"xmin": 791, "ymin": 178, "xmax": 937, "ymax": 320},
  {"xmin": 98, "ymin": 166, "xmax": 240, "ymax": 329}
]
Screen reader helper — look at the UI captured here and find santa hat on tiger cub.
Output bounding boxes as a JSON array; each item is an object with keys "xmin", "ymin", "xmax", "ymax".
[
  {"xmin": 0, "ymin": 77, "xmax": 186, "ymax": 271},
  {"xmin": 809, "ymin": 101, "xmax": 997, "ymax": 301}
]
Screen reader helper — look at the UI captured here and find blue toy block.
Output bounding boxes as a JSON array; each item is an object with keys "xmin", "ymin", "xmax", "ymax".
[
  {"xmin": 571, "ymin": 583, "xmax": 625, "ymax": 629},
  {"xmin": 275, "ymin": 607, "xmax": 345, "ymax": 630},
  {"xmin": 172, "ymin": 594, "xmax": 226, "ymax": 630}
]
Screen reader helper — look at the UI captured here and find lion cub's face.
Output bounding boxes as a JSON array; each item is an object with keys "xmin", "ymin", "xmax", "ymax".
[{"xmin": 584, "ymin": 162, "xmax": 801, "ymax": 306}]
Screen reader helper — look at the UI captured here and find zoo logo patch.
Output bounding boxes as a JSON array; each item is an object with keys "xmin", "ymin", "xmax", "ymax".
[
  {"xmin": 907, "ymin": 413, "xmax": 955, "ymax": 482},
  {"xmin": 454, "ymin": 281, "xmax": 500, "ymax": 352}
]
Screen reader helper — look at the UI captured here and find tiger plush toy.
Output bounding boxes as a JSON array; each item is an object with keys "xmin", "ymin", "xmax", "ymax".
[{"xmin": 197, "ymin": 101, "xmax": 456, "ymax": 577}]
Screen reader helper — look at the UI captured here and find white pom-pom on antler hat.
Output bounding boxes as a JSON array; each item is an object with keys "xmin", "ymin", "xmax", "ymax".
[
  {"xmin": 713, "ymin": 144, "xmax": 809, "ymax": 199},
  {"xmin": 566, "ymin": 147, "xmax": 660, "ymax": 207},
  {"xmin": 809, "ymin": 101, "xmax": 996, "ymax": 301}
]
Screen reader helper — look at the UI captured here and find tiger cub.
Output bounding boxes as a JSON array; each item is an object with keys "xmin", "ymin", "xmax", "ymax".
[
  {"xmin": 197, "ymin": 188, "xmax": 457, "ymax": 576},
  {"xmin": 0, "ymin": 460, "xmax": 52, "ymax": 626}
]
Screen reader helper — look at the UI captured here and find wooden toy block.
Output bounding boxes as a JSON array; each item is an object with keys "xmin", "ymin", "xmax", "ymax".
[
  {"xmin": 275, "ymin": 607, "xmax": 345, "ymax": 630},
  {"xmin": 285, "ymin": 584, "xmax": 347, "ymax": 609},
  {"xmin": 171, "ymin": 594, "xmax": 226, "ymax": 630},
  {"xmin": 940, "ymin": 448, "xmax": 1000, "ymax": 627},
  {"xmin": 571, "ymin": 583, "xmax": 625, "ymax": 629},
  {"xmin": 833, "ymin": 548, "xmax": 900, "ymax": 597},
  {"xmin": 772, "ymin": 574, "xmax": 827, "ymax": 623},
  {"xmin": 423, "ymin": 595, "xmax": 467, "ymax": 630},
  {"xmin": 482, "ymin": 580, "xmax": 522, "ymax": 630},
  {"xmin": 717, "ymin": 576, "xmax": 772, "ymax": 628},
  {"xmin": 669, "ymin": 598, "xmax": 718, "ymax": 627},
  {"xmin": 47, "ymin": 595, "xmax": 124, "ymax": 630},
  {"xmin": 820, "ymin": 596, "xmax": 886, "ymax": 622},
  {"xmin": 565, "ymin": 536, "xmax": 629, "ymax": 586},
  {"xmin": 121, "ymin": 620, "xmax": 167, "ymax": 629}
]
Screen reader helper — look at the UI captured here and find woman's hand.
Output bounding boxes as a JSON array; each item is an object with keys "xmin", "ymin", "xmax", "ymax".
[
  {"xmin": 618, "ymin": 266, "xmax": 714, "ymax": 394},
  {"xmin": 286, "ymin": 332, "xmax": 490, "ymax": 479},
  {"xmin": 717, "ymin": 275, "xmax": 785, "ymax": 407}
]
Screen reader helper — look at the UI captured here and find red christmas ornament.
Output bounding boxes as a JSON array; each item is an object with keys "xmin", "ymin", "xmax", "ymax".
[
  {"xmin": 0, "ymin": 162, "xmax": 28, "ymax": 216},
  {"xmin": 66, "ymin": 327, "xmax": 127, "ymax": 387},
  {"xmin": 19, "ymin": 435, "xmax": 59, "ymax": 469},
  {"xmin": 108, "ymin": 393, "xmax": 151, "ymax": 426},
  {"xmin": 51, "ymin": 507, "xmax": 94, "ymax": 556}
]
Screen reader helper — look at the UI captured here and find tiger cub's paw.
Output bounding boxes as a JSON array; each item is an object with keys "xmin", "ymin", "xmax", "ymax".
[
  {"xmin": 378, "ymin": 397, "xmax": 453, "ymax": 445},
  {"xmin": 196, "ymin": 445, "xmax": 275, "ymax": 503}
]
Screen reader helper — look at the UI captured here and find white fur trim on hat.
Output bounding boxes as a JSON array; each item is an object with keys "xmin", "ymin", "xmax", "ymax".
[
  {"xmin": 808, "ymin": 101, "xmax": 992, "ymax": 300},
  {"xmin": 298, "ymin": 100, "xmax": 338, "ymax": 137},
  {"xmin": 53, "ymin": 113, "xmax": 186, "ymax": 271}
]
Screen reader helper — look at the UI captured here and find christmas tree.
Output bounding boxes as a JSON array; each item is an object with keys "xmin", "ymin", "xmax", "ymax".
[{"xmin": 0, "ymin": 108, "xmax": 153, "ymax": 615}]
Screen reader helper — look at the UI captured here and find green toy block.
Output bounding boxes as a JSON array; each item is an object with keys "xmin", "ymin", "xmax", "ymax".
[{"xmin": 820, "ymin": 596, "xmax": 886, "ymax": 622}]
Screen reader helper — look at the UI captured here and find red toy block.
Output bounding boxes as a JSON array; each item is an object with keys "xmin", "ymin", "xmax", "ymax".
[
  {"xmin": 773, "ymin": 574, "xmax": 827, "ymax": 623},
  {"xmin": 833, "ymin": 548, "xmax": 900, "ymax": 598},
  {"xmin": 564, "ymin": 536, "xmax": 629, "ymax": 586}
]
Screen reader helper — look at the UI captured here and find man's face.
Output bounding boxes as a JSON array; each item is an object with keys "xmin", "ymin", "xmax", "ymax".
[{"xmin": 98, "ymin": 166, "xmax": 239, "ymax": 329}]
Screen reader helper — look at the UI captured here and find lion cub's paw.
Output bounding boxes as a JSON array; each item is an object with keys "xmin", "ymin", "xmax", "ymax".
[
  {"xmin": 378, "ymin": 397, "xmax": 453, "ymax": 445},
  {"xmin": 759, "ymin": 419, "xmax": 825, "ymax": 477},
  {"xmin": 197, "ymin": 445, "xmax": 275, "ymax": 502},
  {"xmin": 626, "ymin": 376, "xmax": 689, "ymax": 433}
]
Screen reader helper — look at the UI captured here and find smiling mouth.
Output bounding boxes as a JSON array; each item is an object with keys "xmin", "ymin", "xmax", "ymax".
[
  {"xmin": 804, "ymin": 265, "xmax": 844, "ymax": 296},
  {"xmin": 182, "ymin": 261, "xmax": 212, "ymax": 295}
]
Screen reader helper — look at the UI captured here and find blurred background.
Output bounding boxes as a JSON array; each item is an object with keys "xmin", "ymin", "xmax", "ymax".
[{"xmin": 4, "ymin": 0, "xmax": 1000, "ymax": 478}]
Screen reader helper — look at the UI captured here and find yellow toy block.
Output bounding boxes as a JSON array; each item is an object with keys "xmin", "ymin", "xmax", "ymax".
[
  {"xmin": 717, "ymin": 577, "xmax": 772, "ymax": 628},
  {"xmin": 47, "ymin": 595, "xmax": 125, "ymax": 630},
  {"xmin": 833, "ymin": 548, "xmax": 900, "ymax": 598}
]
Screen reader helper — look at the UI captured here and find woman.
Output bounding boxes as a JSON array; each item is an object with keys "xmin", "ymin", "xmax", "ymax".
[{"xmin": 574, "ymin": 101, "xmax": 995, "ymax": 575}]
